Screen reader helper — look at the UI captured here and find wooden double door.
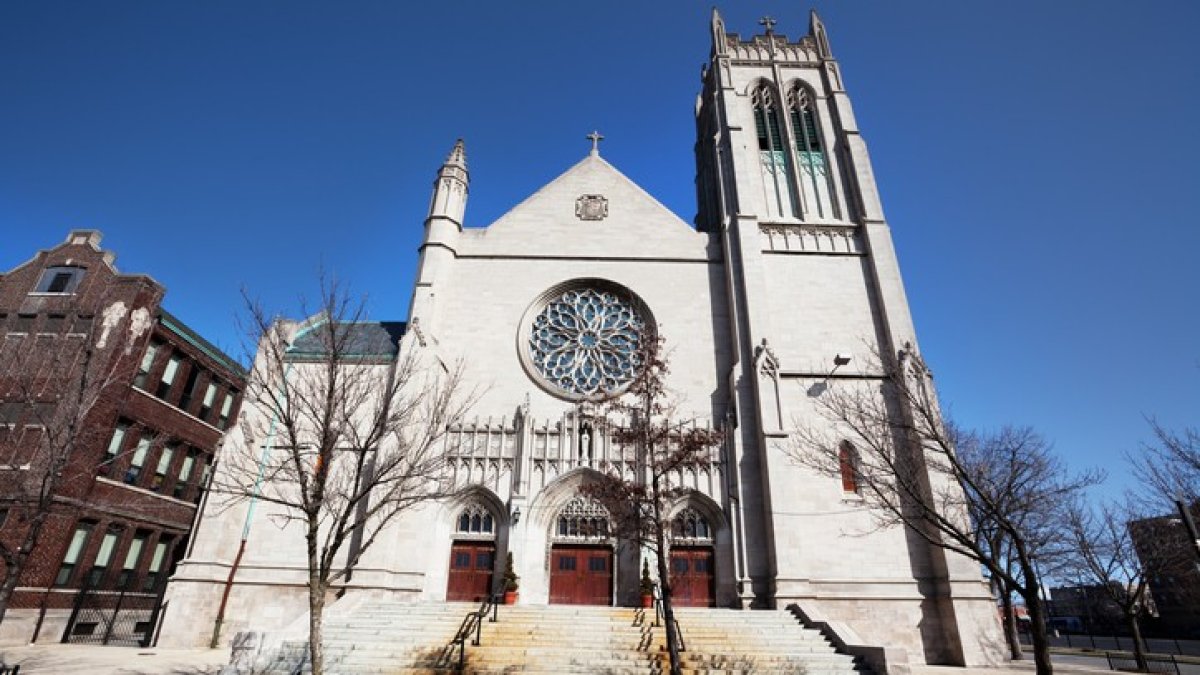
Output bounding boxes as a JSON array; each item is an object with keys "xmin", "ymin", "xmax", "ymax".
[
  {"xmin": 447, "ymin": 541, "xmax": 495, "ymax": 602},
  {"xmin": 669, "ymin": 547, "xmax": 715, "ymax": 607},
  {"xmin": 549, "ymin": 545, "xmax": 612, "ymax": 605}
]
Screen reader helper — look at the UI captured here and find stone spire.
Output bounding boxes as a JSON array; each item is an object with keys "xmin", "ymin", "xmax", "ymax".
[
  {"xmin": 427, "ymin": 138, "xmax": 469, "ymax": 229},
  {"xmin": 809, "ymin": 9, "xmax": 833, "ymax": 59},
  {"xmin": 710, "ymin": 7, "xmax": 727, "ymax": 56}
]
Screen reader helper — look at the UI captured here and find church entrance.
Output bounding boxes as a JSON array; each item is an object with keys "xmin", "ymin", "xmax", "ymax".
[
  {"xmin": 549, "ymin": 544, "xmax": 612, "ymax": 605},
  {"xmin": 669, "ymin": 547, "xmax": 715, "ymax": 607},
  {"xmin": 447, "ymin": 541, "xmax": 495, "ymax": 602}
]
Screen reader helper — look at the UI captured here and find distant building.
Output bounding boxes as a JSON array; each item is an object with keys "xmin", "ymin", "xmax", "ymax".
[
  {"xmin": 1048, "ymin": 584, "xmax": 1124, "ymax": 634},
  {"xmin": 0, "ymin": 231, "xmax": 244, "ymax": 646},
  {"xmin": 1131, "ymin": 504, "xmax": 1200, "ymax": 638}
]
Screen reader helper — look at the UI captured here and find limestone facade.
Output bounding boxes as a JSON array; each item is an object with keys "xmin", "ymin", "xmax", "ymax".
[{"xmin": 157, "ymin": 11, "xmax": 1004, "ymax": 667}]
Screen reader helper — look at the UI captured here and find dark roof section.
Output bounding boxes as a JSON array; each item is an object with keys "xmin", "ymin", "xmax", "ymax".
[
  {"xmin": 159, "ymin": 309, "xmax": 249, "ymax": 378},
  {"xmin": 286, "ymin": 321, "xmax": 407, "ymax": 361}
]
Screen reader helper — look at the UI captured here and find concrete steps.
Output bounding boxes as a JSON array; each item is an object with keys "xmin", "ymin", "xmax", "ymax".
[
  {"xmin": 671, "ymin": 607, "xmax": 866, "ymax": 675},
  {"xmin": 244, "ymin": 601, "xmax": 870, "ymax": 675}
]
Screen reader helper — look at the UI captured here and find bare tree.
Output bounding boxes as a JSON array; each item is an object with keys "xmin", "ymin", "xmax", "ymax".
[
  {"xmin": 209, "ymin": 279, "xmax": 475, "ymax": 675},
  {"xmin": 580, "ymin": 338, "xmax": 723, "ymax": 675},
  {"xmin": 0, "ymin": 300, "xmax": 153, "ymax": 623},
  {"xmin": 788, "ymin": 346, "xmax": 1101, "ymax": 675},
  {"xmin": 1060, "ymin": 497, "xmax": 1160, "ymax": 671},
  {"xmin": 1130, "ymin": 419, "xmax": 1200, "ymax": 506}
]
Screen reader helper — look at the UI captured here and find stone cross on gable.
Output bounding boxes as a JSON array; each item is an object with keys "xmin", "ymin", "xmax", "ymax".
[{"xmin": 586, "ymin": 130, "xmax": 604, "ymax": 156}]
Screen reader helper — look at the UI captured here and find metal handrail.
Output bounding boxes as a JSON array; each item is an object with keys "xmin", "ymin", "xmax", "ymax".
[
  {"xmin": 447, "ymin": 594, "xmax": 501, "ymax": 671},
  {"xmin": 652, "ymin": 587, "xmax": 686, "ymax": 653}
]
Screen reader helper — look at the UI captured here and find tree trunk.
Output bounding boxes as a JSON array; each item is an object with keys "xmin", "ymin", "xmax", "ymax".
[
  {"xmin": 308, "ymin": 574, "xmax": 326, "ymax": 675},
  {"xmin": 999, "ymin": 581, "xmax": 1023, "ymax": 660},
  {"xmin": 1127, "ymin": 611, "xmax": 1148, "ymax": 672},
  {"xmin": 1019, "ymin": 559, "xmax": 1053, "ymax": 675},
  {"xmin": 652, "ymin": 498, "xmax": 681, "ymax": 675}
]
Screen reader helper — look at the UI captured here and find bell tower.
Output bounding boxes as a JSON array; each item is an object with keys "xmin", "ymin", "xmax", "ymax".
[{"xmin": 695, "ymin": 10, "xmax": 993, "ymax": 666}]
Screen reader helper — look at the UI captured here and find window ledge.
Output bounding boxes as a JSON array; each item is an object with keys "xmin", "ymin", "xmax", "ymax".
[
  {"xmin": 0, "ymin": 463, "xmax": 32, "ymax": 471},
  {"xmin": 95, "ymin": 476, "xmax": 198, "ymax": 509},
  {"xmin": 840, "ymin": 493, "xmax": 864, "ymax": 504},
  {"xmin": 27, "ymin": 292, "xmax": 77, "ymax": 297}
]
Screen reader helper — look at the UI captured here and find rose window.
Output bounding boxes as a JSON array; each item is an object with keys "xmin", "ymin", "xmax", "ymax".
[{"xmin": 527, "ymin": 286, "xmax": 648, "ymax": 397}]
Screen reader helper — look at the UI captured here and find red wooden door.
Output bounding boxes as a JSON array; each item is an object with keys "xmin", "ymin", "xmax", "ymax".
[
  {"xmin": 669, "ymin": 547, "xmax": 715, "ymax": 607},
  {"xmin": 447, "ymin": 542, "xmax": 495, "ymax": 601},
  {"xmin": 549, "ymin": 545, "xmax": 612, "ymax": 605}
]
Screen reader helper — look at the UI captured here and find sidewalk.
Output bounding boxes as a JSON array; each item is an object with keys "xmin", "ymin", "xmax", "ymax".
[{"xmin": 0, "ymin": 643, "xmax": 226, "ymax": 674}]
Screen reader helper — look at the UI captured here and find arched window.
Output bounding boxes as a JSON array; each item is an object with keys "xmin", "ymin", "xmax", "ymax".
[
  {"xmin": 752, "ymin": 84, "xmax": 799, "ymax": 219},
  {"xmin": 671, "ymin": 507, "xmax": 713, "ymax": 543},
  {"xmin": 787, "ymin": 85, "xmax": 835, "ymax": 219},
  {"xmin": 456, "ymin": 503, "xmax": 495, "ymax": 535},
  {"xmin": 554, "ymin": 496, "xmax": 610, "ymax": 541},
  {"xmin": 839, "ymin": 442, "xmax": 860, "ymax": 494}
]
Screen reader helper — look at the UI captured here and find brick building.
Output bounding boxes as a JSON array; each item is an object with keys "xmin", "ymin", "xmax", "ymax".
[
  {"xmin": 1131, "ymin": 504, "xmax": 1200, "ymax": 638},
  {"xmin": 0, "ymin": 230, "xmax": 244, "ymax": 645}
]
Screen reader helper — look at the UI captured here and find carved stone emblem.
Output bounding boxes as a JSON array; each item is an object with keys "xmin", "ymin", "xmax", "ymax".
[{"xmin": 575, "ymin": 194, "xmax": 608, "ymax": 221}]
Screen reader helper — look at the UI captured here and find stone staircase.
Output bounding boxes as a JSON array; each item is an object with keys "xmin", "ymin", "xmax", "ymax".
[
  {"xmin": 240, "ymin": 600, "xmax": 870, "ymax": 675},
  {"xmin": 673, "ymin": 607, "xmax": 867, "ymax": 675},
  {"xmin": 247, "ymin": 600, "xmax": 473, "ymax": 674},
  {"xmin": 465, "ymin": 604, "xmax": 664, "ymax": 674}
]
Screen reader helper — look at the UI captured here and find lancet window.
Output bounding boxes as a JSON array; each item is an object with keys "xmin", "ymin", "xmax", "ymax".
[
  {"xmin": 752, "ymin": 84, "xmax": 799, "ymax": 219},
  {"xmin": 839, "ymin": 442, "xmax": 860, "ymax": 495},
  {"xmin": 456, "ymin": 503, "xmax": 495, "ymax": 535},
  {"xmin": 787, "ymin": 84, "xmax": 835, "ymax": 219},
  {"xmin": 554, "ymin": 496, "xmax": 610, "ymax": 540},
  {"xmin": 671, "ymin": 507, "xmax": 713, "ymax": 543}
]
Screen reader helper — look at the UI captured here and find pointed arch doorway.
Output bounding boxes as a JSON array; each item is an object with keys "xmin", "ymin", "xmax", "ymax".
[
  {"xmin": 669, "ymin": 507, "xmax": 716, "ymax": 607},
  {"xmin": 548, "ymin": 496, "xmax": 613, "ymax": 605},
  {"xmin": 447, "ymin": 503, "xmax": 497, "ymax": 602}
]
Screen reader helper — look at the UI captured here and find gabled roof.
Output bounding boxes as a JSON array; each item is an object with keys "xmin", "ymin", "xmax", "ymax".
[{"xmin": 484, "ymin": 153, "xmax": 694, "ymax": 235}]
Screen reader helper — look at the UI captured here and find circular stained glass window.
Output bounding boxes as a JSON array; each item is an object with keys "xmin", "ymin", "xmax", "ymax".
[{"xmin": 525, "ymin": 283, "xmax": 650, "ymax": 398}]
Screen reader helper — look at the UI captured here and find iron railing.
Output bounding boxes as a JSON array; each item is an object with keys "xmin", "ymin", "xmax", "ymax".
[
  {"xmin": 445, "ymin": 594, "xmax": 501, "ymax": 671},
  {"xmin": 652, "ymin": 588, "xmax": 686, "ymax": 653},
  {"xmin": 61, "ymin": 569, "xmax": 167, "ymax": 646},
  {"xmin": 1106, "ymin": 651, "xmax": 1183, "ymax": 674}
]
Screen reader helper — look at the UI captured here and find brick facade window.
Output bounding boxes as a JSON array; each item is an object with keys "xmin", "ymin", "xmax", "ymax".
[
  {"xmin": 125, "ymin": 434, "xmax": 152, "ymax": 485},
  {"xmin": 33, "ymin": 266, "xmax": 86, "ymax": 294},
  {"xmin": 150, "ymin": 444, "xmax": 175, "ymax": 492},
  {"xmin": 142, "ymin": 537, "xmax": 172, "ymax": 592},
  {"xmin": 117, "ymin": 531, "xmax": 148, "ymax": 589},
  {"xmin": 100, "ymin": 421, "xmax": 129, "ymax": 476},
  {"xmin": 217, "ymin": 392, "xmax": 235, "ymax": 429},
  {"xmin": 173, "ymin": 451, "xmax": 197, "ymax": 500},
  {"xmin": 156, "ymin": 354, "xmax": 181, "ymax": 399},
  {"xmin": 55, "ymin": 521, "xmax": 95, "ymax": 586},
  {"xmin": 133, "ymin": 340, "xmax": 161, "ymax": 389},
  {"xmin": 87, "ymin": 528, "xmax": 120, "ymax": 587},
  {"xmin": 199, "ymin": 382, "xmax": 218, "ymax": 421}
]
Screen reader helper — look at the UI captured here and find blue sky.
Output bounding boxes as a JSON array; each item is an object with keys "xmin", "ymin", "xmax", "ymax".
[{"xmin": 2, "ymin": 1, "xmax": 1198, "ymax": 500}]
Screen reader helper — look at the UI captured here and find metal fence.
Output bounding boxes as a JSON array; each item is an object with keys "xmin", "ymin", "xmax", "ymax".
[
  {"xmin": 1022, "ymin": 634, "xmax": 1200, "ymax": 657},
  {"xmin": 1106, "ymin": 651, "xmax": 1184, "ymax": 674},
  {"xmin": 61, "ymin": 571, "xmax": 167, "ymax": 647}
]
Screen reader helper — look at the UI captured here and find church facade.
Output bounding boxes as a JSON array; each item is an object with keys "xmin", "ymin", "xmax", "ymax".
[{"xmin": 159, "ymin": 11, "xmax": 1002, "ymax": 666}]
